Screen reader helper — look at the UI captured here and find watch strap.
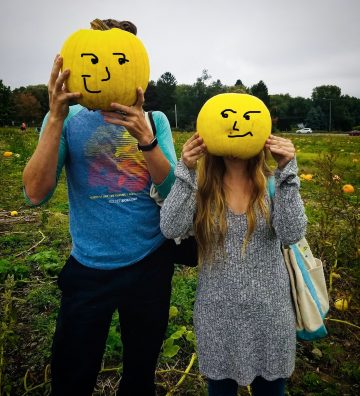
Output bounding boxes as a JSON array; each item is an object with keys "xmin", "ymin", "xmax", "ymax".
[{"xmin": 137, "ymin": 136, "xmax": 158, "ymax": 151}]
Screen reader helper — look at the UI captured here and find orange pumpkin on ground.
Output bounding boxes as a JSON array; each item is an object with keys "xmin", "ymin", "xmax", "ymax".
[{"xmin": 342, "ymin": 184, "xmax": 355, "ymax": 193}]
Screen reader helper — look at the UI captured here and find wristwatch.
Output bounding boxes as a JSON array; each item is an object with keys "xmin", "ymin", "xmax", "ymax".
[{"xmin": 137, "ymin": 137, "xmax": 158, "ymax": 152}]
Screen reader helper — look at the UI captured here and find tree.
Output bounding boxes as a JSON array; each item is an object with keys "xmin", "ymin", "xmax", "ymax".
[
  {"xmin": 250, "ymin": 80, "xmax": 269, "ymax": 106},
  {"xmin": 156, "ymin": 72, "xmax": 177, "ymax": 125},
  {"xmin": 0, "ymin": 80, "xmax": 12, "ymax": 126},
  {"xmin": 174, "ymin": 84, "xmax": 195, "ymax": 130},
  {"xmin": 305, "ymin": 106, "xmax": 327, "ymax": 130},
  {"xmin": 143, "ymin": 80, "xmax": 159, "ymax": 111},
  {"xmin": 25, "ymin": 85, "xmax": 49, "ymax": 116},
  {"xmin": 13, "ymin": 92, "xmax": 42, "ymax": 124},
  {"xmin": 311, "ymin": 85, "xmax": 341, "ymax": 101}
]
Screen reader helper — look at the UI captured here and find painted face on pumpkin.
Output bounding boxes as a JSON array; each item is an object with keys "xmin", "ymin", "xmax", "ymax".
[
  {"xmin": 197, "ymin": 93, "xmax": 271, "ymax": 159},
  {"xmin": 61, "ymin": 28, "xmax": 149, "ymax": 110},
  {"xmin": 80, "ymin": 51, "xmax": 129, "ymax": 93}
]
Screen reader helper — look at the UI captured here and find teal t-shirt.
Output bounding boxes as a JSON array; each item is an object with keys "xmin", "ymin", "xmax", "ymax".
[{"xmin": 28, "ymin": 106, "xmax": 177, "ymax": 269}]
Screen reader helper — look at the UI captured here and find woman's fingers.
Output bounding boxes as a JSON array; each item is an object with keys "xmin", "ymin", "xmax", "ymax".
[
  {"xmin": 182, "ymin": 133, "xmax": 206, "ymax": 168},
  {"xmin": 184, "ymin": 133, "xmax": 203, "ymax": 150},
  {"xmin": 266, "ymin": 135, "xmax": 295, "ymax": 152},
  {"xmin": 267, "ymin": 146, "xmax": 294, "ymax": 156}
]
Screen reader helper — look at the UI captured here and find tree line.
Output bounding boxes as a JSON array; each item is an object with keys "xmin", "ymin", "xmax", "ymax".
[{"xmin": 1, "ymin": 71, "xmax": 360, "ymax": 132}]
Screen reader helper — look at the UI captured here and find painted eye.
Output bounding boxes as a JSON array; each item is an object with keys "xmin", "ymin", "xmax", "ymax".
[
  {"xmin": 81, "ymin": 53, "xmax": 99, "ymax": 64},
  {"xmin": 221, "ymin": 109, "xmax": 237, "ymax": 118},
  {"xmin": 243, "ymin": 111, "xmax": 261, "ymax": 120},
  {"xmin": 113, "ymin": 52, "xmax": 129, "ymax": 65}
]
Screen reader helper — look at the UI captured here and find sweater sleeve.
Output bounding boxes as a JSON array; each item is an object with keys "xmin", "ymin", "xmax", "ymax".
[
  {"xmin": 151, "ymin": 111, "xmax": 177, "ymax": 199},
  {"xmin": 160, "ymin": 160, "xmax": 197, "ymax": 239},
  {"xmin": 271, "ymin": 157, "xmax": 307, "ymax": 245}
]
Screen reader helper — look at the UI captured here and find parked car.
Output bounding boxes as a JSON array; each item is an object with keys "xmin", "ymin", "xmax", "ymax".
[
  {"xmin": 296, "ymin": 128, "xmax": 312, "ymax": 134},
  {"xmin": 348, "ymin": 130, "xmax": 360, "ymax": 136}
]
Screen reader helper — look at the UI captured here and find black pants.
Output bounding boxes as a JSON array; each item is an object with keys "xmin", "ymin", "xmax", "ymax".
[{"xmin": 51, "ymin": 241, "xmax": 174, "ymax": 396}]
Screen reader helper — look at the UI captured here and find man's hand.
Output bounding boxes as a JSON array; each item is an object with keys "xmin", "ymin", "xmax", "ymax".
[
  {"xmin": 102, "ymin": 87, "xmax": 154, "ymax": 145},
  {"xmin": 48, "ymin": 54, "xmax": 81, "ymax": 122}
]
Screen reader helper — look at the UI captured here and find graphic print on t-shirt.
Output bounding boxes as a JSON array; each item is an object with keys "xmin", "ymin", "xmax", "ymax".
[{"xmin": 84, "ymin": 124, "xmax": 150, "ymax": 201}]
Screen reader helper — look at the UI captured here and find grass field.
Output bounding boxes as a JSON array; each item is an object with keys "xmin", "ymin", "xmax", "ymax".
[{"xmin": 0, "ymin": 128, "xmax": 359, "ymax": 395}]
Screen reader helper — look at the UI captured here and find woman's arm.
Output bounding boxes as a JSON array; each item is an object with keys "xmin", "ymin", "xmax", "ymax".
[
  {"xmin": 160, "ymin": 160, "xmax": 197, "ymax": 239},
  {"xmin": 271, "ymin": 157, "xmax": 307, "ymax": 245},
  {"xmin": 160, "ymin": 133, "xmax": 206, "ymax": 239},
  {"xmin": 265, "ymin": 135, "xmax": 307, "ymax": 245}
]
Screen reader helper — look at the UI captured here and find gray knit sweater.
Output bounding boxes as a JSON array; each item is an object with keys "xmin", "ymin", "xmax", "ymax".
[{"xmin": 160, "ymin": 158, "xmax": 307, "ymax": 385}]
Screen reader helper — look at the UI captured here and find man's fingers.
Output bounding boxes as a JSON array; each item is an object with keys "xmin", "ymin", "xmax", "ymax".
[
  {"xmin": 110, "ymin": 102, "xmax": 132, "ymax": 115},
  {"xmin": 54, "ymin": 69, "xmax": 70, "ymax": 92},
  {"xmin": 65, "ymin": 92, "xmax": 82, "ymax": 101},
  {"xmin": 134, "ymin": 87, "xmax": 145, "ymax": 109},
  {"xmin": 48, "ymin": 55, "xmax": 62, "ymax": 90}
]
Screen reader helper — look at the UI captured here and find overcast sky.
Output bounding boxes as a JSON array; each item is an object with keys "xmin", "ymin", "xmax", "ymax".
[{"xmin": 1, "ymin": 0, "xmax": 359, "ymax": 99}]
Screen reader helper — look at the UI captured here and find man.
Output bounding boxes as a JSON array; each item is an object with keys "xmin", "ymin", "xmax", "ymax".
[{"xmin": 23, "ymin": 19, "xmax": 177, "ymax": 396}]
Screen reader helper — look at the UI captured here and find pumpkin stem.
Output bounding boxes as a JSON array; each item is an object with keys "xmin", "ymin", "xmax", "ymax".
[{"xmin": 90, "ymin": 19, "xmax": 110, "ymax": 31}]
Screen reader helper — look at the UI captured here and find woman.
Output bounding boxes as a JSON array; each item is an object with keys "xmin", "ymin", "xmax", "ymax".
[{"xmin": 160, "ymin": 133, "xmax": 307, "ymax": 396}]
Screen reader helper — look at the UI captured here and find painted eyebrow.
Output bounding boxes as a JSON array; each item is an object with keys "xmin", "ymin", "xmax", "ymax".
[
  {"xmin": 221, "ymin": 109, "xmax": 237, "ymax": 118},
  {"xmin": 81, "ymin": 53, "xmax": 99, "ymax": 64},
  {"xmin": 243, "ymin": 110, "xmax": 261, "ymax": 117}
]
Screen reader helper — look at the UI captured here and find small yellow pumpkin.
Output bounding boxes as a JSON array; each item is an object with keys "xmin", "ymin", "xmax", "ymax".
[
  {"xmin": 3, "ymin": 151, "xmax": 13, "ymax": 157},
  {"xmin": 10, "ymin": 211, "xmax": 18, "ymax": 216},
  {"xmin": 342, "ymin": 184, "xmax": 355, "ymax": 193},
  {"xmin": 197, "ymin": 93, "xmax": 271, "ymax": 159},
  {"xmin": 334, "ymin": 298, "xmax": 349, "ymax": 311},
  {"xmin": 303, "ymin": 174, "xmax": 314, "ymax": 181},
  {"xmin": 61, "ymin": 28, "xmax": 150, "ymax": 110}
]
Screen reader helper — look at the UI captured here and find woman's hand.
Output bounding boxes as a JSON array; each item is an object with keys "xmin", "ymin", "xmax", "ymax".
[
  {"xmin": 265, "ymin": 134, "xmax": 295, "ymax": 170},
  {"xmin": 181, "ymin": 133, "xmax": 206, "ymax": 169},
  {"xmin": 102, "ymin": 88, "xmax": 153, "ymax": 145},
  {"xmin": 48, "ymin": 54, "xmax": 81, "ymax": 122}
]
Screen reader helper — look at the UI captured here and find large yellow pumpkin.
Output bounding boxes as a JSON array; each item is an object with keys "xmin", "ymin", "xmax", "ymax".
[
  {"xmin": 197, "ymin": 93, "xmax": 271, "ymax": 159},
  {"xmin": 61, "ymin": 28, "xmax": 150, "ymax": 110}
]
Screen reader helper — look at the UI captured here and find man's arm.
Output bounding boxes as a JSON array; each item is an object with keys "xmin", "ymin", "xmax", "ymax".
[
  {"xmin": 22, "ymin": 54, "xmax": 81, "ymax": 205},
  {"xmin": 23, "ymin": 117, "xmax": 64, "ymax": 205}
]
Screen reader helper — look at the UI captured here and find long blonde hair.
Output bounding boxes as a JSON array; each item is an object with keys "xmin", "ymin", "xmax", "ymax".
[{"xmin": 194, "ymin": 150, "xmax": 272, "ymax": 264}]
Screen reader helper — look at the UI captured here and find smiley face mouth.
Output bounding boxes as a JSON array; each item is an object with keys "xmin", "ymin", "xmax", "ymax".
[
  {"xmin": 82, "ymin": 76, "xmax": 101, "ymax": 93},
  {"xmin": 81, "ymin": 67, "xmax": 111, "ymax": 94},
  {"xmin": 227, "ymin": 120, "xmax": 253, "ymax": 138},
  {"xmin": 228, "ymin": 132, "xmax": 253, "ymax": 138}
]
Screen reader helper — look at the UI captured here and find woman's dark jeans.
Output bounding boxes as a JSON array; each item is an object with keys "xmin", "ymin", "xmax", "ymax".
[{"xmin": 208, "ymin": 376, "xmax": 286, "ymax": 396}]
